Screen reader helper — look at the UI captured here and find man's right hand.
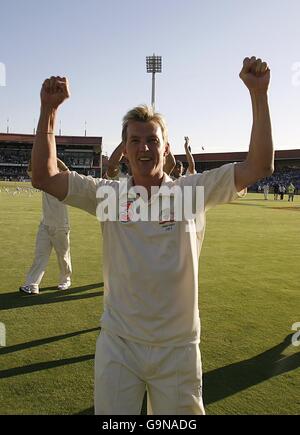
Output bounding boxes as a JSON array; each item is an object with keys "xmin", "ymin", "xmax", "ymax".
[
  {"xmin": 184, "ymin": 137, "xmax": 191, "ymax": 153},
  {"xmin": 41, "ymin": 76, "xmax": 70, "ymax": 110},
  {"xmin": 32, "ymin": 76, "xmax": 71, "ymax": 201}
]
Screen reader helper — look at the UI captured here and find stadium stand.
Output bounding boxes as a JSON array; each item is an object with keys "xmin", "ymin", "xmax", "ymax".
[
  {"xmin": 175, "ymin": 149, "xmax": 300, "ymax": 192},
  {"xmin": 0, "ymin": 133, "xmax": 104, "ymax": 181},
  {"xmin": 1, "ymin": 132, "xmax": 299, "ymax": 192}
]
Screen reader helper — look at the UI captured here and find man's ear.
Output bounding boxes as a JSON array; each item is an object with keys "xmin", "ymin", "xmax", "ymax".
[{"xmin": 164, "ymin": 142, "xmax": 170, "ymax": 156}]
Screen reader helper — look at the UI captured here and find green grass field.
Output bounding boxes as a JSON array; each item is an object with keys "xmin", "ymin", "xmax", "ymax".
[{"xmin": 0, "ymin": 181, "xmax": 299, "ymax": 415}]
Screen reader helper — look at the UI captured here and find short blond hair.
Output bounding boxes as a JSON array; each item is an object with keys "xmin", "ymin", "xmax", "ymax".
[{"xmin": 122, "ymin": 105, "xmax": 168, "ymax": 144}]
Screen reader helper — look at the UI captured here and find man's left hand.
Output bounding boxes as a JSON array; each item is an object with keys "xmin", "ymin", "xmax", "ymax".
[{"xmin": 239, "ymin": 56, "xmax": 270, "ymax": 94}]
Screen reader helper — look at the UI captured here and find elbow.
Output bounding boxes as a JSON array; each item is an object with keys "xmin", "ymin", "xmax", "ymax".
[
  {"xmin": 31, "ymin": 176, "xmax": 44, "ymax": 190},
  {"xmin": 247, "ymin": 159, "xmax": 274, "ymax": 180},
  {"xmin": 262, "ymin": 165, "xmax": 274, "ymax": 178},
  {"xmin": 31, "ymin": 165, "xmax": 59, "ymax": 190},
  {"xmin": 255, "ymin": 167, "xmax": 274, "ymax": 182},
  {"xmin": 31, "ymin": 173, "xmax": 50, "ymax": 191}
]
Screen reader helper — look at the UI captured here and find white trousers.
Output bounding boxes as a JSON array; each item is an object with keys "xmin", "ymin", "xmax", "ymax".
[
  {"xmin": 94, "ymin": 330, "xmax": 205, "ymax": 415},
  {"xmin": 25, "ymin": 223, "xmax": 72, "ymax": 288}
]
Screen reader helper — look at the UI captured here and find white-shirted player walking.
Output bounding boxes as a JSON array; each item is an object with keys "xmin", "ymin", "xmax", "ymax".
[{"xmin": 20, "ymin": 159, "xmax": 72, "ymax": 295}]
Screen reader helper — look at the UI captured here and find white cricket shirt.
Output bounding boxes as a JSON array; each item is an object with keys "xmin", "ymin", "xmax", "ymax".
[
  {"xmin": 63, "ymin": 163, "xmax": 243, "ymax": 346},
  {"xmin": 42, "ymin": 192, "xmax": 69, "ymax": 229}
]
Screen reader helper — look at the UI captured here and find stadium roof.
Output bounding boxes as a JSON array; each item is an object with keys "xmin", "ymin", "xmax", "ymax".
[
  {"xmin": 0, "ymin": 133, "xmax": 102, "ymax": 147},
  {"xmin": 176, "ymin": 149, "xmax": 300, "ymax": 163}
]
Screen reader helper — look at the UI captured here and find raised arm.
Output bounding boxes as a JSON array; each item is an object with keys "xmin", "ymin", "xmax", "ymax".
[
  {"xmin": 107, "ymin": 142, "xmax": 125, "ymax": 178},
  {"xmin": 31, "ymin": 76, "xmax": 70, "ymax": 201},
  {"xmin": 164, "ymin": 148, "xmax": 176, "ymax": 175},
  {"xmin": 235, "ymin": 57, "xmax": 274, "ymax": 192},
  {"xmin": 184, "ymin": 137, "xmax": 196, "ymax": 175}
]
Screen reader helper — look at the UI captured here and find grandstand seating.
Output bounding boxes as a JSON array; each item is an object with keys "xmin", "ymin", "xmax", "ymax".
[
  {"xmin": 252, "ymin": 166, "xmax": 300, "ymax": 192},
  {"xmin": 0, "ymin": 133, "xmax": 103, "ymax": 181}
]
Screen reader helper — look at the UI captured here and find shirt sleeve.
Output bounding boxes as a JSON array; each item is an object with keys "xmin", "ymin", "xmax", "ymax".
[
  {"xmin": 179, "ymin": 163, "xmax": 246, "ymax": 212},
  {"xmin": 62, "ymin": 171, "xmax": 99, "ymax": 216}
]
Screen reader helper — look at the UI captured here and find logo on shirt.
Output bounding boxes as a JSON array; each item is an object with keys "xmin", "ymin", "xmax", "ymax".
[
  {"xmin": 119, "ymin": 198, "xmax": 136, "ymax": 223},
  {"xmin": 159, "ymin": 208, "xmax": 176, "ymax": 231},
  {"xmin": 159, "ymin": 208, "xmax": 174, "ymax": 224}
]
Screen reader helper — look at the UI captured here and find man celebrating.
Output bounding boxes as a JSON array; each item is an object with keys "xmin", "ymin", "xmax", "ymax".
[{"xmin": 31, "ymin": 56, "xmax": 273, "ymax": 415}]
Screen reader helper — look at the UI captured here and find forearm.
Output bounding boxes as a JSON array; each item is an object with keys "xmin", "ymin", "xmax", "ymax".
[
  {"xmin": 107, "ymin": 144, "xmax": 123, "ymax": 177},
  {"xmin": 246, "ymin": 91, "xmax": 274, "ymax": 176},
  {"xmin": 31, "ymin": 107, "xmax": 59, "ymax": 186},
  {"xmin": 164, "ymin": 152, "xmax": 176, "ymax": 175},
  {"xmin": 185, "ymin": 150, "xmax": 196, "ymax": 174}
]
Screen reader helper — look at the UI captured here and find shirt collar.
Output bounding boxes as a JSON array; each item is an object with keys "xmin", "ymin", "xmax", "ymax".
[{"xmin": 119, "ymin": 173, "xmax": 174, "ymax": 201}]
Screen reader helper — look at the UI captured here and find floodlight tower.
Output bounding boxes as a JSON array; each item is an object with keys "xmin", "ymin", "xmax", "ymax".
[{"xmin": 146, "ymin": 54, "xmax": 162, "ymax": 111}]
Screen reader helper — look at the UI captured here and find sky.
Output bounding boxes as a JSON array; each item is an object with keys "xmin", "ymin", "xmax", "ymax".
[{"xmin": 1, "ymin": 0, "xmax": 300, "ymax": 156}]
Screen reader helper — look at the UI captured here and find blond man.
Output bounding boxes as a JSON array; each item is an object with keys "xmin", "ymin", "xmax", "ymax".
[{"xmin": 30, "ymin": 56, "xmax": 273, "ymax": 414}]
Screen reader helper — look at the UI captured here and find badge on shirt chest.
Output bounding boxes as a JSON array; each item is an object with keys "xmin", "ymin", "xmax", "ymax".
[
  {"xmin": 159, "ymin": 208, "xmax": 176, "ymax": 231},
  {"xmin": 119, "ymin": 198, "xmax": 136, "ymax": 223}
]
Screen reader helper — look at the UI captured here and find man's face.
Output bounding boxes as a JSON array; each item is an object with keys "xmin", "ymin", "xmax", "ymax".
[
  {"xmin": 172, "ymin": 163, "xmax": 183, "ymax": 178},
  {"xmin": 124, "ymin": 121, "xmax": 169, "ymax": 178}
]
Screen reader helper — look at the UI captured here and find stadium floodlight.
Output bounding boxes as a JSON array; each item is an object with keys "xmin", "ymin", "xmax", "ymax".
[{"xmin": 146, "ymin": 54, "xmax": 162, "ymax": 111}]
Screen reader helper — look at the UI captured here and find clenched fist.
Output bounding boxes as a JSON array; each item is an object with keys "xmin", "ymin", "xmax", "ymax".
[
  {"xmin": 240, "ymin": 57, "xmax": 270, "ymax": 94},
  {"xmin": 41, "ymin": 76, "xmax": 70, "ymax": 109}
]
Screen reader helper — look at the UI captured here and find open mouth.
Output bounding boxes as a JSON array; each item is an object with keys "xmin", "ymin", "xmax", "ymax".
[{"xmin": 138, "ymin": 157, "xmax": 152, "ymax": 162}]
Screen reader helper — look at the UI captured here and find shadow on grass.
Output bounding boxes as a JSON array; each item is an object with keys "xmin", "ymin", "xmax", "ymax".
[
  {"xmin": 0, "ymin": 327, "xmax": 100, "ymax": 355},
  {"xmin": 2, "ymin": 334, "xmax": 298, "ymax": 413},
  {"xmin": 229, "ymin": 202, "xmax": 267, "ymax": 208},
  {"xmin": 75, "ymin": 337, "xmax": 300, "ymax": 415},
  {"xmin": 0, "ymin": 354, "xmax": 95, "ymax": 379},
  {"xmin": 76, "ymin": 407, "xmax": 94, "ymax": 415},
  {"xmin": 75, "ymin": 394, "xmax": 148, "ymax": 415},
  {"xmin": 77, "ymin": 335, "xmax": 300, "ymax": 415},
  {"xmin": 0, "ymin": 282, "xmax": 104, "ymax": 311},
  {"xmin": 203, "ymin": 334, "xmax": 300, "ymax": 406}
]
